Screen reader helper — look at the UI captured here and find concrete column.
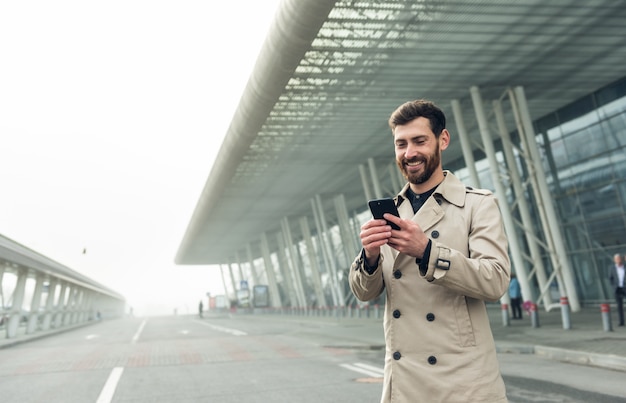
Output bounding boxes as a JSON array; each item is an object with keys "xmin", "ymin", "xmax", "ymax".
[
  {"xmin": 311, "ymin": 198, "xmax": 339, "ymax": 307},
  {"xmin": 219, "ymin": 265, "xmax": 232, "ymax": 306},
  {"xmin": 300, "ymin": 216, "xmax": 327, "ymax": 308},
  {"xmin": 494, "ymin": 99, "xmax": 548, "ymax": 305},
  {"xmin": 367, "ymin": 157, "xmax": 383, "ymax": 199},
  {"xmin": 260, "ymin": 232, "xmax": 282, "ymax": 308},
  {"xmin": 276, "ymin": 232, "xmax": 299, "ymax": 307},
  {"xmin": 451, "ymin": 99, "xmax": 480, "ymax": 188},
  {"xmin": 359, "ymin": 164, "xmax": 373, "ymax": 203},
  {"xmin": 512, "ymin": 86, "xmax": 580, "ymax": 312},
  {"xmin": 6, "ymin": 268, "xmax": 28, "ymax": 339},
  {"xmin": 55, "ymin": 282, "xmax": 68, "ymax": 328},
  {"xmin": 334, "ymin": 194, "xmax": 359, "ymax": 265},
  {"xmin": 246, "ymin": 244, "xmax": 260, "ymax": 287},
  {"xmin": 314, "ymin": 194, "xmax": 345, "ymax": 305},
  {"xmin": 227, "ymin": 263, "xmax": 238, "ymax": 299},
  {"xmin": 63, "ymin": 286, "xmax": 77, "ymax": 326},
  {"xmin": 281, "ymin": 217, "xmax": 307, "ymax": 307},
  {"xmin": 26, "ymin": 274, "xmax": 45, "ymax": 334},
  {"xmin": 42, "ymin": 278, "xmax": 58, "ymax": 330}
]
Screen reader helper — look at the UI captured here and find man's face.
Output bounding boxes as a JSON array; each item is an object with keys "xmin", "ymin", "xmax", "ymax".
[
  {"xmin": 615, "ymin": 255, "xmax": 624, "ymax": 266},
  {"xmin": 394, "ymin": 117, "xmax": 448, "ymax": 185}
]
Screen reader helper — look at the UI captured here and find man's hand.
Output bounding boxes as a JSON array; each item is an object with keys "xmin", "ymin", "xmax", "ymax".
[
  {"xmin": 360, "ymin": 218, "xmax": 392, "ymax": 266},
  {"xmin": 383, "ymin": 214, "xmax": 430, "ymax": 258}
]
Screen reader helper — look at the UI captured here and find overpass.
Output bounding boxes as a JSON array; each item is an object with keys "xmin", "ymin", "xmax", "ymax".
[
  {"xmin": 1, "ymin": 234, "xmax": 125, "ymax": 341},
  {"xmin": 176, "ymin": 0, "xmax": 626, "ymax": 313}
]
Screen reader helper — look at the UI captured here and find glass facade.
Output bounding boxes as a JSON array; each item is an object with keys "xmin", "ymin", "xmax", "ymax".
[{"xmin": 536, "ymin": 78, "xmax": 626, "ymax": 303}]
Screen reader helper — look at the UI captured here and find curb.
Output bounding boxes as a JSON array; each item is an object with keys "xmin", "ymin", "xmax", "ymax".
[{"xmin": 496, "ymin": 342, "xmax": 626, "ymax": 372}]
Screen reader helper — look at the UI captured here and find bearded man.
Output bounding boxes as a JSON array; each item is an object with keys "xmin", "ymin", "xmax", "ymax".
[{"xmin": 349, "ymin": 99, "xmax": 511, "ymax": 403}]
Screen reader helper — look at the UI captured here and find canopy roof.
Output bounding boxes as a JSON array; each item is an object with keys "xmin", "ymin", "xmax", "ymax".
[{"xmin": 176, "ymin": 0, "xmax": 626, "ymax": 265}]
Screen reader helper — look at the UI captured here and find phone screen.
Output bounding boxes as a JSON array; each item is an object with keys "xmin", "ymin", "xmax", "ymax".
[{"xmin": 368, "ymin": 198, "xmax": 400, "ymax": 230}]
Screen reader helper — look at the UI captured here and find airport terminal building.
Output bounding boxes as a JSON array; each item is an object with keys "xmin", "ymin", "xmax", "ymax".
[{"xmin": 176, "ymin": 0, "xmax": 626, "ymax": 313}]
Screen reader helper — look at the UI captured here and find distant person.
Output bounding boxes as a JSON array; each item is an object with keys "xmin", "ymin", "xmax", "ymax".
[
  {"xmin": 608, "ymin": 253, "xmax": 625, "ymax": 326},
  {"xmin": 349, "ymin": 99, "xmax": 510, "ymax": 402},
  {"xmin": 509, "ymin": 273, "xmax": 522, "ymax": 319},
  {"xmin": 198, "ymin": 300, "xmax": 204, "ymax": 318}
]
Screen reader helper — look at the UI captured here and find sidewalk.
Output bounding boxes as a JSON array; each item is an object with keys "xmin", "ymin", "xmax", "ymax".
[{"xmin": 487, "ymin": 304, "xmax": 626, "ymax": 372}]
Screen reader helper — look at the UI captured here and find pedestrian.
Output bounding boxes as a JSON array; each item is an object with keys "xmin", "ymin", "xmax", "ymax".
[
  {"xmin": 509, "ymin": 273, "xmax": 522, "ymax": 319},
  {"xmin": 608, "ymin": 253, "xmax": 625, "ymax": 326},
  {"xmin": 198, "ymin": 300, "xmax": 204, "ymax": 318},
  {"xmin": 349, "ymin": 99, "xmax": 510, "ymax": 403}
]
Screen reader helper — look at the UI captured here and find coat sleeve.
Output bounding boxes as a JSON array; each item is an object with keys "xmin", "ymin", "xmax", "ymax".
[
  {"xmin": 421, "ymin": 193, "xmax": 510, "ymax": 302},
  {"xmin": 349, "ymin": 250, "xmax": 385, "ymax": 302}
]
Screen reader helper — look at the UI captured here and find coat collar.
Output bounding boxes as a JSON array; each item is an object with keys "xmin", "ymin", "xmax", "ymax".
[{"xmin": 394, "ymin": 170, "xmax": 466, "ymax": 208}]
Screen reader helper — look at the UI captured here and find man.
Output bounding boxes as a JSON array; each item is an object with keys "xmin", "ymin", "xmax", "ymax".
[
  {"xmin": 349, "ymin": 100, "xmax": 510, "ymax": 403},
  {"xmin": 608, "ymin": 253, "xmax": 625, "ymax": 326},
  {"xmin": 509, "ymin": 273, "xmax": 522, "ymax": 319}
]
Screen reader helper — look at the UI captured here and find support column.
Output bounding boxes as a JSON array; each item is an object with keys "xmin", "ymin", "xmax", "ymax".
[
  {"xmin": 451, "ymin": 99, "xmax": 480, "ymax": 188},
  {"xmin": 494, "ymin": 99, "xmax": 548, "ymax": 306},
  {"xmin": 281, "ymin": 217, "xmax": 307, "ymax": 307},
  {"xmin": 260, "ymin": 232, "xmax": 282, "ymax": 308},
  {"xmin": 42, "ymin": 278, "xmax": 58, "ymax": 330},
  {"xmin": 300, "ymin": 216, "xmax": 327, "ymax": 308},
  {"xmin": 246, "ymin": 244, "xmax": 260, "ymax": 287},
  {"xmin": 219, "ymin": 265, "xmax": 232, "ymax": 306},
  {"xmin": 276, "ymin": 232, "xmax": 299, "ymax": 307},
  {"xmin": 367, "ymin": 157, "xmax": 383, "ymax": 199},
  {"xmin": 334, "ymin": 194, "xmax": 359, "ymax": 265},
  {"xmin": 359, "ymin": 164, "xmax": 373, "ymax": 203},
  {"xmin": 227, "ymin": 263, "xmax": 238, "ymax": 301},
  {"xmin": 55, "ymin": 282, "xmax": 68, "ymax": 328},
  {"xmin": 26, "ymin": 274, "xmax": 45, "ymax": 334},
  {"xmin": 512, "ymin": 86, "xmax": 580, "ymax": 312},
  {"xmin": 313, "ymin": 195, "xmax": 345, "ymax": 306},
  {"xmin": 311, "ymin": 198, "xmax": 339, "ymax": 307},
  {"xmin": 6, "ymin": 268, "xmax": 27, "ymax": 339}
]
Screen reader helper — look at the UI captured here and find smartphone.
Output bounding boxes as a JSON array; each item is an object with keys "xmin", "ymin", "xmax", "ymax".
[{"xmin": 368, "ymin": 198, "xmax": 400, "ymax": 230}]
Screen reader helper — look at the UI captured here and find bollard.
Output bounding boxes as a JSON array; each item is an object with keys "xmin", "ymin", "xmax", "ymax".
[
  {"xmin": 530, "ymin": 303, "xmax": 540, "ymax": 328},
  {"xmin": 560, "ymin": 296, "xmax": 571, "ymax": 330},
  {"xmin": 601, "ymin": 303, "xmax": 613, "ymax": 332},
  {"xmin": 501, "ymin": 303, "xmax": 510, "ymax": 327}
]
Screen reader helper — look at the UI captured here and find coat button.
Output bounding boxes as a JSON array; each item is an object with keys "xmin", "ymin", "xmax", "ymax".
[
  {"xmin": 393, "ymin": 309, "xmax": 401, "ymax": 318},
  {"xmin": 393, "ymin": 352, "xmax": 401, "ymax": 360},
  {"xmin": 426, "ymin": 313, "xmax": 435, "ymax": 321},
  {"xmin": 393, "ymin": 270, "xmax": 402, "ymax": 279},
  {"xmin": 431, "ymin": 230, "xmax": 439, "ymax": 238},
  {"xmin": 428, "ymin": 356, "xmax": 437, "ymax": 365}
]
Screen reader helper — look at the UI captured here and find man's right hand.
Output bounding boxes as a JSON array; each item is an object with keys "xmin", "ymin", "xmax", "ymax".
[{"xmin": 360, "ymin": 218, "xmax": 392, "ymax": 267}]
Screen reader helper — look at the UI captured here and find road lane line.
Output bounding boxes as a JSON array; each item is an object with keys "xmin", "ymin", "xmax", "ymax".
[
  {"xmin": 132, "ymin": 319, "xmax": 147, "ymax": 343},
  {"xmin": 96, "ymin": 367, "xmax": 124, "ymax": 403},
  {"xmin": 353, "ymin": 362, "xmax": 384, "ymax": 374},
  {"xmin": 194, "ymin": 320, "xmax": 247, "ymax": 336},
  {"xmin": 340, "ymin": 363, "xmax": 384, "ymax": 378}
]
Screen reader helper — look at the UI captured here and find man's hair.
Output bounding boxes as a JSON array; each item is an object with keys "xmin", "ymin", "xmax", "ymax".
[{"xmin": 388, "ymin": 99, "xmax": 446, "ymax": 137}]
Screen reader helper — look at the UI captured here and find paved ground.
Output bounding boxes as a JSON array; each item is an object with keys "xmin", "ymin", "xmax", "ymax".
[
  {"xmin": 2, "ymin": 304, "xmax": 626, "ymax": 374},
  {"xmin": 488, "ymin": 303, "xmax": 626, "ymax": 372}
]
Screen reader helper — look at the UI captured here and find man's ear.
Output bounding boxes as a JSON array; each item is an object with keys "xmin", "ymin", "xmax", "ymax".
[{"xmin": 440, "ymin": 129, "xmax": 450, "ymax": 151}]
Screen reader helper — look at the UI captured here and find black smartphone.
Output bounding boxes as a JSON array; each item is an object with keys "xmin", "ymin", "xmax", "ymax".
[{"xmin": 368, "ymin": 198, "xmax": 400, "ymax": 230}]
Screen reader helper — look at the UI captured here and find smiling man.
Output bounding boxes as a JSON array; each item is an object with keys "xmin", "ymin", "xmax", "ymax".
[{"xmin": 349, "ymin": 99, "xmax": 511, "ymax": 403}]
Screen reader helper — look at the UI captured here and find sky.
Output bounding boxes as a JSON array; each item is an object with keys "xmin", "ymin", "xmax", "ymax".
[{"xmin": 0, "ymin": 0, "xmax": 283, "ymax": 316}]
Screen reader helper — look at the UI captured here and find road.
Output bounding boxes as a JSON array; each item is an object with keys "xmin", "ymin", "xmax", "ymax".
[{"xmin": 0, "ymin": 313, "xmax": 624, "ymax": 402}]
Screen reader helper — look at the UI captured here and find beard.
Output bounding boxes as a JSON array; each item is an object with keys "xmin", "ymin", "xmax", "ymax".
[{"xmin": 397, "ymin": 142, "xmax": 441, "ymax": 185}]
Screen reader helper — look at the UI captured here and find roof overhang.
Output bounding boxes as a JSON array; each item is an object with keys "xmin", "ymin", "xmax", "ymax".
[{"xmin": 176, "ymin": 0, "xmax": 626, "ymax": 265}]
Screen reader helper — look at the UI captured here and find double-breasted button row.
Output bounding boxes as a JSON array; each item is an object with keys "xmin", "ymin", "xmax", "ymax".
[{"xmin": 392, "ymin": 352, "xmax": 437, "ymax": 365}]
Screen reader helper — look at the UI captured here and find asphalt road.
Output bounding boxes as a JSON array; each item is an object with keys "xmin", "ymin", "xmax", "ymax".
[{"xmin": 0, "ymin": 314, "xmax": 624, "ymax": 402}]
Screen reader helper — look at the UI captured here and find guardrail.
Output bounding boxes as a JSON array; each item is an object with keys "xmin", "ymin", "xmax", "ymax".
[{"xmin": 0, "ymin": 234, "xmax": 125, "ymax": 341}]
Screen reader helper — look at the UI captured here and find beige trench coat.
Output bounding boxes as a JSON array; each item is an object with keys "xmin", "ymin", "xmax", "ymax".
[{"xmin": 350, "ymin": 171, "xmax": 510, "ymax": 403}]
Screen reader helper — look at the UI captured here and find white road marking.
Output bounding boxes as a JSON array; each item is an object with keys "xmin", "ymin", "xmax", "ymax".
[
  {"xmin": 132, "ymin": 319, "xmax": 147, "ymax": 343},
  {"xmin": 96, "ymin": 366, "xmax": 124, "ymax": 403},
  {"xmin": 85, "ymin": 334, "xmax": 99, "ymax": 340},
  {"xmin": 194, "ymin": 320, "xmax": 247, "ymax": 336},
  {"xmin": 340, "ymin": 362, "xmax": 384, "ymax": 378}
]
